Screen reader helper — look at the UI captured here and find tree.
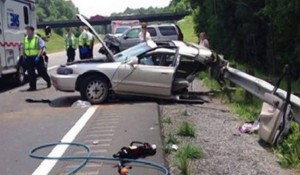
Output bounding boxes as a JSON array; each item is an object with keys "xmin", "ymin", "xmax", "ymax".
[{"xmin": 36, "ymin": 0, "xmax": 78, "ymax": 36}]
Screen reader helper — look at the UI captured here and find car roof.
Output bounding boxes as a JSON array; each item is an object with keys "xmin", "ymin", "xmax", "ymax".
[
  {"xmin": 131, "ymin": 23, "xmax": 177, "ymax": 29},
  {"xmin": 148, "ymin": 48, "xmax": 176, "ymax": 54},
  {"xmin": 171, "ymin": 41, "xmax": 198, "ymax": 57}
]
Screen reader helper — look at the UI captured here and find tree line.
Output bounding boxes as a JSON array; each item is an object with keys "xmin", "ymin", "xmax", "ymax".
[
  {"xmin": 36, "ymin": 0, "xmax": 78, "ymax": 36},
  {"xmin": 171, "ymin": 0, "xmax": 300, "ymax": 77}
]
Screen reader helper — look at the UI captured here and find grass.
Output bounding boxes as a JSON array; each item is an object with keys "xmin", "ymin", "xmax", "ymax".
[
  {"xmin": 176, "ymin": 143, "xmax": 203, "ymax": 175},
  {"xmin": 162, "ymin": 116, "xmax": 172, "ymax": 124},
  {"xmin": 177, "ymin": 156, "xmax": 191, "ymax": 175},
  {"xmin": 178, "ymin": 122, "xmax": 196, "ymax": 137},
  {"xmin": 277, "ymin": 123, "xmax": 300, "ymax": 169},
  {"xmin": 38, "ymin": 29, "xmax": 65, "ymax": 53},
  {"xmin": 177, "ymin": 15, "xmax": 198, "ymax": 43},
  {"xmin": 166, "ymin": 133, "xmax": 179, "ymax": 145},
  {"xmin": 181, "ymin": 109, "xmax": 190, "ymax": 116},
  {"xmin": 177, "ymin": 143, "xmax": 204, "ymax": 159},
  {"xmin": 163, "ymin": 133, "xmax": 179, "ymax": 154},
  {"xmin": 200, "ymin": 69, "xmax": 300, "ymax": 169},
  {"xmin": 162, "ymin": 144, "xmax": 173, "ymax": 154}
]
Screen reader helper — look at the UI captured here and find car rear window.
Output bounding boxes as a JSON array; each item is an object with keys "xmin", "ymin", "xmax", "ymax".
[
  {"xmin": 147, "ymin": 27, "xmax": 157, "ymax": 37},
  {"xmin": 158, "ymin": 26, "xmax": 177, "ymax": 36}
]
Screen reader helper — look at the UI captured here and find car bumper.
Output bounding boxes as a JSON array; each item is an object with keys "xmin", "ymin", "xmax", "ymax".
[{"xmin": 51, "ymin": 73, "xmax": 78, "ymax": 92}]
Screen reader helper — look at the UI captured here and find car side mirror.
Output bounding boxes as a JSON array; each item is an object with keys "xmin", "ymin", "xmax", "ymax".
[
  {"xmin": 126, "ymin": 57, "xmax": 138, "ymax": 67},
  {"xmin": 44, "ymin": 26, "xmax": 51, "ymax": 37},
  {"xmin": 123, "ymin": 35, "xmax": 129, "ymax": 40}
]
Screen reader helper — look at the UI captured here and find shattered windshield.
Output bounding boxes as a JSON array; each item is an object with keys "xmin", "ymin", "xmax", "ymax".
[
  {"xmin": 114, "ymin": 41, "xmax": 157, "ymax": 62},
  {"xmin": 115, "ymin": 27, "xmax": 130, "ymax": 34}
]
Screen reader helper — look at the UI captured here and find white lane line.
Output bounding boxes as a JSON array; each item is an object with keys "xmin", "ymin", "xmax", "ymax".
[
  {"xmin": 47, "ymin": 65, "xmax": 59, "ymax": 71},
  {"xmin": 32, "ymin": 106, "xmax": 98, "ymax": 175}
]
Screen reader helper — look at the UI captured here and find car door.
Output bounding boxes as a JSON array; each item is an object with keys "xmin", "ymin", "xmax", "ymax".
[
  {"xmin": 119, "ymin": 28, "xmax": 141, "ymax": 50},
  {"xmin": 157, "ymin": 26, "xmax": 178, "ymax": 41},
  {"xmin": 147, "ymin": 27, "xmax": 158, "ymax": 41},
  {"xmin": 113, "ymin": 52, "xmax": 177, "ymax": 97}
]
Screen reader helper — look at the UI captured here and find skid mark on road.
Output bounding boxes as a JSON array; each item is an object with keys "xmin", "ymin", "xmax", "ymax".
[{"xmin": 58, "ymin": 108, "xmax": 121, "ymax": 174}]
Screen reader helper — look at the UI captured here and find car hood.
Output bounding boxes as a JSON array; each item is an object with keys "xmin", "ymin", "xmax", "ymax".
[
  {"xmin": 66, "ymin": 56, "xmax": 107, "ymax": 66},
  {"xmin": 77, "ymin": 14, "xmax": 114, "ymax": 61}
]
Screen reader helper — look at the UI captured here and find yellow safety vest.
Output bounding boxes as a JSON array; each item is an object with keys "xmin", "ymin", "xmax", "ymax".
[
  {"xmin": 78, "ymin": 31, "xmax": 90, "ymax": 46},
  {"xmin": 24, "ymin": 36, "xmax": 39, "ymax": 56},
  {"xmin": 65, "ymin": 34, "xmax": 77, "ymax": 49}
]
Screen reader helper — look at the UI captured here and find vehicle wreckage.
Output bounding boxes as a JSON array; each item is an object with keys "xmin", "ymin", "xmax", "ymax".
[{"xmin": 51, "ymin": 15, "xmax": 300, "ymax": 146}]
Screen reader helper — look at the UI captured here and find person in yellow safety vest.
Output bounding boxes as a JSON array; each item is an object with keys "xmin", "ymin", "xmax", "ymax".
[
  {"xmin": 78, "ymin": 26, "xmax": 90, "ymax": 60},
  {"xmin": 23, "ymin": 26, "xmax": 51, "ymax": 91},
  {"xmin": 86, "ymin": 28, "xmax": 95, "ymax": 58},
  {"xmin": 64, "ymin": 27, "xmax": 77, "ymax": 62}
]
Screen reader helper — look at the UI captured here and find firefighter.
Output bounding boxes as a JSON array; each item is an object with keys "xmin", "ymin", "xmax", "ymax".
[
  {"xmin": 78, "ymin": 26, "xmax": 90, "ymax": 60},
  {"xmin": 64, "ymin": 27, "xmax": 77, "ymax": 62},
  {"xmin": 23, "ymin": 26, "xmax": 51, "ymax": 91}
]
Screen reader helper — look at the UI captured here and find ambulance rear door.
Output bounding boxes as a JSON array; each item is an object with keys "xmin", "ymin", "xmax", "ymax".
[
  {"xmin": 0, "ymin": 0, "xmax": 5, "ymax": 76},
  {"xmin": 1, "ymin": 0, "xmax": 33, "ymax": 75}
]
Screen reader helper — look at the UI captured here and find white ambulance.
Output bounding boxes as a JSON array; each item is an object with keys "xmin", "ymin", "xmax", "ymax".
[{"xmin": 0, "ymin": 0, "xmax": 36, "ymax": 84}]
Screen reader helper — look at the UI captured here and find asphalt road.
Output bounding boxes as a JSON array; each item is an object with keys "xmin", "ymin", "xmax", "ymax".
[{"xmin": 0, "ymin": 45, "xmax": 165, "ymax": 175}]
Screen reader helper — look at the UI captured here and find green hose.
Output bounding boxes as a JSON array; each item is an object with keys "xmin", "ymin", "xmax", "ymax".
[{"xmin": 29, "ymin": 142, "xmax": 169, "ymax": 175}]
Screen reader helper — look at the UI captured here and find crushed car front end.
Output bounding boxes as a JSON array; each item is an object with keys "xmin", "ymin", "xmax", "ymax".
[{"xmin": 51, "ymin": 65, "xmax": 79, "ymax": 92}]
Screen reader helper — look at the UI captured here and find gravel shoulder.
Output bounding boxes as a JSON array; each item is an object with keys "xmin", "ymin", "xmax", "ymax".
[{"xmin": 160, "ymin": 79, "xmax": 298, "ymax": 175}]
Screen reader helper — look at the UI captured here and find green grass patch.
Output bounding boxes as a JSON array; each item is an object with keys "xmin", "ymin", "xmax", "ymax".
[
  {"xmin": 181, "ymin": 109, "xmax": 189, "ymax": 116},
  {"xmin": 277, "ymin": 124, "xmax": 300, "ymax": 169},
  {"xmin": 162, "ymin": 116, "xmax": 172, "ymax": 124},
  {"xmin": 38, "ymin": 29, "xmax": 65, "ymax": 53},
  {"xmin": 166, "ymin": 133, "xmax": 179, "ymax": 145},
  {"xmin": 177, "ymin": 143, "xmax": 204, "ymax": 159},
  {"xmin": 177, "ymin": 156, "xmax": 191, "ymax": 175},
  {"xmin": 162, "ymin": 144, "xmax": 173, "ymax": 154},
  {"xmin": 178, "ymin": 122, "xmax": 196, "ymax": 137},
  {"xmin": 177, "ymin": 15, "xmax": 198, "ymax": 43}
]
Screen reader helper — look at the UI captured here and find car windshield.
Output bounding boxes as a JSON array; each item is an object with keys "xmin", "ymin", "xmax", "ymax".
[
  {"xmin": 114, "ymin": 41, "xmax": 157, "ymax": 62},
  {"xmin": 115, "ymin": 27, "xmax": 129, "ymax": 34}
]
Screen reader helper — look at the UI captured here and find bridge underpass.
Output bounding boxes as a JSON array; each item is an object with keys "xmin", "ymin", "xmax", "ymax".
[{"xmin": 37, "ymin": 12, "xmax": 190, "ymax": 32}]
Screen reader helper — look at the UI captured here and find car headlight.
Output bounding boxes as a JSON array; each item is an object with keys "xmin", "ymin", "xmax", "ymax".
[{"xmin": 57, "ymin": 66, "xmax": 73, "ymax": 75}]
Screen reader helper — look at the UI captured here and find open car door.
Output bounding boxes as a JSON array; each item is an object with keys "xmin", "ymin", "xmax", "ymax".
[{"xmin": 113, "ymin": 48, "xmax": 179, "ymax": 97}]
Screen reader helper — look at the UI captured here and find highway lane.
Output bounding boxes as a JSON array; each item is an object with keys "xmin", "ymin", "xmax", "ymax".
[
  {"xmin": 0, "ymin": 45, "xmax": 102, "ymax": 175},
  {"xmin": 0, "ymin": 44, "xmax": 165, "ymax": 175}
]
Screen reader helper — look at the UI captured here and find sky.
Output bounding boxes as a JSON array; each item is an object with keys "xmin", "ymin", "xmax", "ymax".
[{"xmin": 71, "ymin": 0, "xmax": 172, "ymax": 17}]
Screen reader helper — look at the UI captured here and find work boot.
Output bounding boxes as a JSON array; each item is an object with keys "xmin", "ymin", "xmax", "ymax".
[
  {"xmin": 47, "ymin": 81, "xmax": 51, "ymax": 88},
  {"xmin": 27, "ymin": 87, "xmax": 36, "ymax": 91}
]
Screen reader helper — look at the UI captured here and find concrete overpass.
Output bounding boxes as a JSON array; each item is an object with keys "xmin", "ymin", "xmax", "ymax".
[{"xmin": 37, "ymin": 12, "xmax": 190, "ymax": 29}]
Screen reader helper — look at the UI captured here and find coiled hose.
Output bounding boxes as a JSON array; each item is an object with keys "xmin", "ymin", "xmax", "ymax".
[{"xmin": 29, "ymin": 142, "xmax": 169, "ymax": 175}]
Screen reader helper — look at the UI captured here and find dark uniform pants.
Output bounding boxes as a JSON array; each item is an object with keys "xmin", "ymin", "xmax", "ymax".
[
  {"xmin": 26, "ymin": 56, "xmax": 51, "ymax": 89},
  {"xmin": 67, "ymin": 47, "xmax": 76, "ymax": 62},
  {"xmin": 79, "ymin": 46, "xmax": 90, "ymax": 60}
]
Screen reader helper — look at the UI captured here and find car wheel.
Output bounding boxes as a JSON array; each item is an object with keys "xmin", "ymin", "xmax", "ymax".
[
  {"xmin": 16, "ymin": 65, "xmax": 26, "ymax": 85},
  {"xmin": 80, "ymin": 76, "xmax": 109, "ymax": 104}
]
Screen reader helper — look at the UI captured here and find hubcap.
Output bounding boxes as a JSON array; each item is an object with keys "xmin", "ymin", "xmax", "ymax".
[{"xmin": 86, "ymin": 80, "xmax": 105, "ymax": 101}]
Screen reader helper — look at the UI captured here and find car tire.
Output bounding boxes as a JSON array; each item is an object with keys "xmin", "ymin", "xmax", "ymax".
[
  {"xmin": 80, "ymin": 76, "xmax": 109, "ymax": 104},
  {"xmin": 15, "ymin": 65, "xmax": 26, "ymax": 85}
]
